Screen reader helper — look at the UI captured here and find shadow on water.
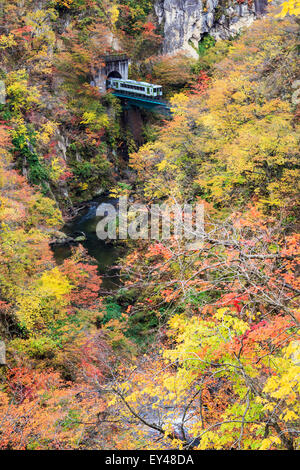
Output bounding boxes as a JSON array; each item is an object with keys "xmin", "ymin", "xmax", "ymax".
[{"xmin": 52, "ymin": 197, "xmax": 124, "ymax": 291}]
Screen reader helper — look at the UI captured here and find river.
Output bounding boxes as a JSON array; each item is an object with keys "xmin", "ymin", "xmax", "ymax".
[{"xmin": 51, "ymin": 197, "xmax": 124, "ymax": 291}]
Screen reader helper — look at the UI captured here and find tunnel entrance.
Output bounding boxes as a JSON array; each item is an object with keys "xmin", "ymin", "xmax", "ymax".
[{"xmin": 107, "ymin": 71, "xmax": 122, "ymax": 79}]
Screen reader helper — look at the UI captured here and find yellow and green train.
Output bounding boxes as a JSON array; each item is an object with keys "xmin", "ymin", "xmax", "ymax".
[{"xmin": 107, "ymin": 78, "xmax": 163, "ymax": 99}]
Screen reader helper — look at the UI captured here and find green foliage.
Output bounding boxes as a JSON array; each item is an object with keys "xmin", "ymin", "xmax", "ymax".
[
  {"xmin": 126, "ymin": 307, "xmax": 159, "ymax": 346},
  {"xmin": 100, "ymin": 300, "xmax": 123, "ymax": 325},
  {"xmin": 192, "ymin": 39, "xmax": 232, "ymax": 73},
  {"xmin": 10, "ymin": 336, "xmax": 57, "ymax": 359},
  {"xmin": 11, "ymin": 122, "xmax": 50, "ymax": 186},
  {"xmin": 194, "ymin": 33, "xmax": 216, "ymax": 56}
]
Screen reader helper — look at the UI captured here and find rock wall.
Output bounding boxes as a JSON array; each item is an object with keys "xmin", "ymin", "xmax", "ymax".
[{"xmin": 154, "ymin": 0, "xmax": 267, "ymax": 57}]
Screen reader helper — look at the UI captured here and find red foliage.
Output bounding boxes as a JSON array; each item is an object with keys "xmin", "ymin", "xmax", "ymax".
[
  {"xmin": 59, "ymin": 170, "xmax": 74, "ymax": 181},
  {"xmin": 61, "ymin": 258, "xmax": 102, "ymax": 310},
  {"xmin": 6, "ymin": 367, "xmax": 61, "ymax": 404},
  {"xmin": 189, "ymin": 71, "xmax": 210, "ymax": 95}
]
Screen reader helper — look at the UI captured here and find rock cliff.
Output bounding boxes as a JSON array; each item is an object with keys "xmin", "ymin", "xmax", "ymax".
[{"xmin": 154, "ymin": 0, "xmax": 267, "ymax": 57}]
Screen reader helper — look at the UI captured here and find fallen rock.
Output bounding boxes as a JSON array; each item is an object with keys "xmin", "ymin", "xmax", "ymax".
[{"xmin": 49, "ymin": 231, "xmax": 86, "ymax": 246}]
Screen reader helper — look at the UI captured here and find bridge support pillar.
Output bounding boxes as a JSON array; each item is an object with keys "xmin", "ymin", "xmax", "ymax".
[{"xmin": 124, "ymin": 105, "xmax": 144, "ymax": 147}]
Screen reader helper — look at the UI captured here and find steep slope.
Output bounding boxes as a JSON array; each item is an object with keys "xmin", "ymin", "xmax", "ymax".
[{"xmin": 155, "ymin": 0, "xmax": 268, "ymax": 57}]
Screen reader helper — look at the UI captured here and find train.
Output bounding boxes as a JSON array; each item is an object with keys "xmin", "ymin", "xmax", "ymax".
[{"xmin": 107, "ymin": 78, "xmax": 163, "ymax": 99}]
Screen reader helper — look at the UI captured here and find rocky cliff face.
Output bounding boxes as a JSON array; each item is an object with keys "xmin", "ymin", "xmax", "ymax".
[{"xmin": 154, "ymin": 0, "xmax": 267, "ymax": 57}]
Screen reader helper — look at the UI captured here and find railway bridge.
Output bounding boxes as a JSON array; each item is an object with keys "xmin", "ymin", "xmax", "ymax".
[
  {"xmin": 93, "ymin": 54, "xmax": 170, "ymax": 115},
  {"xmin": 111, "ymin": 90, "xmax": 171, "ymax": 115}
]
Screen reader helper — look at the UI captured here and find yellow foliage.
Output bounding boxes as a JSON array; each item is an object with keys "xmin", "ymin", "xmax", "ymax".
[
  {"xmin": 25, "ymin": 8, "xmax": 57, "ymax": 46},
  {"xmin": 260, "ymin": 436, "xmax": 281, "ymax": 450},
  {"xmin": 110, "ymin": 4, "xmax": 120, "ymax": 27},
  {"xmin": 80, "ymin": 111, "xmax": 109, "ymax": 131},
  {"xmin": 38, "ymin": 121, "xmax": 58, "ymax": 146},
  {"xmin": 0, "ymin": 34, "xmax": 17, "ymax": 49},
  {"xmin": 6, "ymin": 70, "xmax": 40, "ymax": 113},
  {"xmin": 50, "ymin": 157, "xmax": 65, "ymax": 182},
  {"xmin": 272, "ymin": 0, "xmax": 300, "ymax": 17},
  {"xmin": 170, "ymin": 92, "xmax": 190, "ymax": 115},
  {"xmin": 16, "ymin": 267, "xmax": 72, "ymax": 331}
]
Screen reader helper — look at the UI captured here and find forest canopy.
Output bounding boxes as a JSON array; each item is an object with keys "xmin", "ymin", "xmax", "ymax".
[{"xmin": 0, "ymin": 0, "xmax": 299, "ymax": 451}]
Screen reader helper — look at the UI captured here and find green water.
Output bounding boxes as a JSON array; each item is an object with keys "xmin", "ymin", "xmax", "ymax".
[{"xmin": 52, "ymin": 198, "xmax": 124, "ymax": 291}]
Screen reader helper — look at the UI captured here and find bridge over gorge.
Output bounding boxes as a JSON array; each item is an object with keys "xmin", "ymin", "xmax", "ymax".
[
  {"xmin": 109, "ymin": 85, "xmax": 171, "ymax": 115},
  {"xmin": 92, "ymin": 54, "xmax": 171, "ymax": 115}
]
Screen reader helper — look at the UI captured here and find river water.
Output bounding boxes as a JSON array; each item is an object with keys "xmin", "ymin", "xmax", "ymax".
[{"xmin": 52, "ymin": 197, "xmax": 124, "ymax": 290}]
